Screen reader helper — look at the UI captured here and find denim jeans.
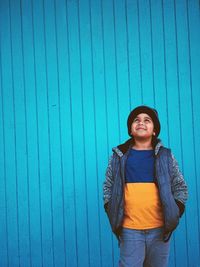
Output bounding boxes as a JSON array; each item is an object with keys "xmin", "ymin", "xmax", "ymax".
[{"xmin": 119, "ymin": 227, "xmax": 170, "ymax": 267}]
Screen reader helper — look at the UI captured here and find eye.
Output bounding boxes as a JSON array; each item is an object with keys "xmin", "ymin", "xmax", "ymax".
[{"xmin": 144, "ymin": 118, "xmax": 152, "ymax": 123}]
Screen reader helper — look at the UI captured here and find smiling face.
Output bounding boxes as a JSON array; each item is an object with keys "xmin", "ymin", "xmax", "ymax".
[{"xmin": 130, "ymin": 113, "xmax": 155, "ymax": 139}]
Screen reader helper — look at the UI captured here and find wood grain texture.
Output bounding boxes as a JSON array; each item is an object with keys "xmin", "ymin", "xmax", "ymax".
[{"xmin": 0, "ymin": 0, "xmax": 199, "ymax": 266}]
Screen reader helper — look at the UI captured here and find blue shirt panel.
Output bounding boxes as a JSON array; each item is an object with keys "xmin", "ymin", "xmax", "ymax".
[{"xmin": 125, "ymin": 149, "xmax": 155, "ymax": 183}]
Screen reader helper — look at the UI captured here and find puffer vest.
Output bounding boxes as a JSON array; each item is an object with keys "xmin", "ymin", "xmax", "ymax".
[{"xmin": 106, "ymin": 146, "xmax": 180, "ymax": 241}]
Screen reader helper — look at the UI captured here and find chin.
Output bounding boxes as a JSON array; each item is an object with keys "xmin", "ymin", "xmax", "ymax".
[{"xmin": 134, "ymin": 134, "xmax": 152, "ymax": 139}]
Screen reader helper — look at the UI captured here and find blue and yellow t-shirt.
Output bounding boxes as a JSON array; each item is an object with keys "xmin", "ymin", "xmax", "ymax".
[{"xmin": 122, "ymin": 148, "xmax": 164, "ymax": 229}]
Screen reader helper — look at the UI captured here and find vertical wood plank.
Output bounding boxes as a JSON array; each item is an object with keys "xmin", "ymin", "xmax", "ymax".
[
  {"xmin": 43, "ymin": 0, "xmax": 66, "ymax": 265},
  {"xmin": 78, "ymin": 0, "xmax": 102, "ymax": 266},
  {"xmin": 32, "ymin": 0, "xmax": 54, "ymax": 265},
  {"xmin": 173, "ymin": 0, "xmax": 194, "ymax": 266},
  {"xmin": 149, "ymin": 0, "xmax": 169, "ymax": 143},
  {"xmin": 90, "ymin": 0, "xmax": 115, "ymax": 266},
  {"xmin": 55, "ymin": 0, "xmax": 78, "ymax": 266},
  {"xmin": 113, "ymin": 0, "xmax": 130, "ymax": 141},
  {"xmin": 138, "ymin": 0, "xmax": 155, "ymax": 104},
  {"xmin": 10, "ymin": 0, "xmax": 31, "ymax": 265},
  {"xmin": 67, "ymin": 0, "xmax": 90, "ymax": 266},
  {"xmin": 102, "ymin": 0, "xmax": 120, "ymax": 153},
  {"xmin": 21, "ymin": 0, "xmax": 43, "ymax": 266},
  {"xmin": 126, "ymin": 0, "xmax": 143, "ymax": 107},
  {"xmin": 162, "ymin": 1, "xmax": 182, "ymax": 264},
  {"xmin": 0, "ymin": 28, "xmax": 9, "ymax": 267},
  {"xmin": 186, "ymin": 0, "xmax": 200, "ymax": 265},
  {"xmin": 0, "ymin": 0, "xmax": 20, "ymax": 266}
]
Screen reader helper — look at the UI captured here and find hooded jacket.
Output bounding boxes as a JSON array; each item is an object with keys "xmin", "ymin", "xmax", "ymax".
[{"xmin": 103, "ymin": 138, "xmax": 188, "ymax": 242}]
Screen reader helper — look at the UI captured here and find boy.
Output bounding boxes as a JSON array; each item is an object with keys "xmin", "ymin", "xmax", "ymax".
[{"xmin": 103, "ymin": 105, "xmax": 188, "ymax": 267}]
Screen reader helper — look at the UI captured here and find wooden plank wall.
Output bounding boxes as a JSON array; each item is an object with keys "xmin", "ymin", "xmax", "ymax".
[{"xmin": 0, "ymin": 0, "xmax": 199, "ymax": 266}]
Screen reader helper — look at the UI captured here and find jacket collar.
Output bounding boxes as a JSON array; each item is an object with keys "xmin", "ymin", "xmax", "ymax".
[{"xmin": 112, "ymin": 138, "xmax": 163, "ymax": 157}]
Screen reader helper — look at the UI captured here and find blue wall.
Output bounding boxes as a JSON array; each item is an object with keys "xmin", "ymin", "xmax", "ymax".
[{"xmin": 0, "ymin": 0, "xmax": 200, "ymax": 266}]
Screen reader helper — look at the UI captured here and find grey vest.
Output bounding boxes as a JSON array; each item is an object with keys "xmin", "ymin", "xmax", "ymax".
[{"xmin": 106, "ymin": 147, "xmax": 180, "ymax": 239}]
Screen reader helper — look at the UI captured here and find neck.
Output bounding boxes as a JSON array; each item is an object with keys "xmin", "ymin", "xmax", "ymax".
[{"xmin": 132, "ymin": 137, "xmax": 153, "ymax": 150}]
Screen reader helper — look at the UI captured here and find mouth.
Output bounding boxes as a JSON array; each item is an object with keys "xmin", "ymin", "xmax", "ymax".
[{"xmin": 136, "ymin": 127, "xmax": 146, "ymax": 130}]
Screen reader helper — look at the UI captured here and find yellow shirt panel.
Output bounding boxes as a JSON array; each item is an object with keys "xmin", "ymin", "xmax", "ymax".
[{"xmin": 122, "ymin": 183, "xmax": 164, "ymax": 229}]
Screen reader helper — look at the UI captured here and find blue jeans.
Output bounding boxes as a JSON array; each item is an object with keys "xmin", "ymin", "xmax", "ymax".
[{"xmin": 119, "ymin": 227, "xmax": 170, "ymax": 267}]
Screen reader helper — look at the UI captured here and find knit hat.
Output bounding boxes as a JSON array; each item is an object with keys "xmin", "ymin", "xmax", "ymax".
[{"xmin": 127, "ymin": 105, "xmax": 161, "ymax": 137}]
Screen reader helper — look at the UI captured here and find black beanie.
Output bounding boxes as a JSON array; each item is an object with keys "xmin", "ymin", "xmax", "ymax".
[{"xmin": 127, "ymin": 105, "xmax": 161, "ymax": 137}]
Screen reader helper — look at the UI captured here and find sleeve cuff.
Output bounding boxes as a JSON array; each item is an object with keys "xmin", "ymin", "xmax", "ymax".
[{"xmin": 175, "ymin": 199, "xmax": 185, "ymax": 217}]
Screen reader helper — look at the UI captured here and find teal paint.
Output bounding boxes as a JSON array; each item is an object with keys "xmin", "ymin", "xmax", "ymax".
[{"xmin": 0, "ymin": 0, "xmax": 200, "ymax": 266}]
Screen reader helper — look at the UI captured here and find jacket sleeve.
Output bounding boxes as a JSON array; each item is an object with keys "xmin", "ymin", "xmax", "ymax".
[
  {"xmin": 170, "ymin": 152, "xmax": 188, "ymax": 217},
  {"xmin": 103, "ymin": 154, "xmax": 114, "ymax": 211}
]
